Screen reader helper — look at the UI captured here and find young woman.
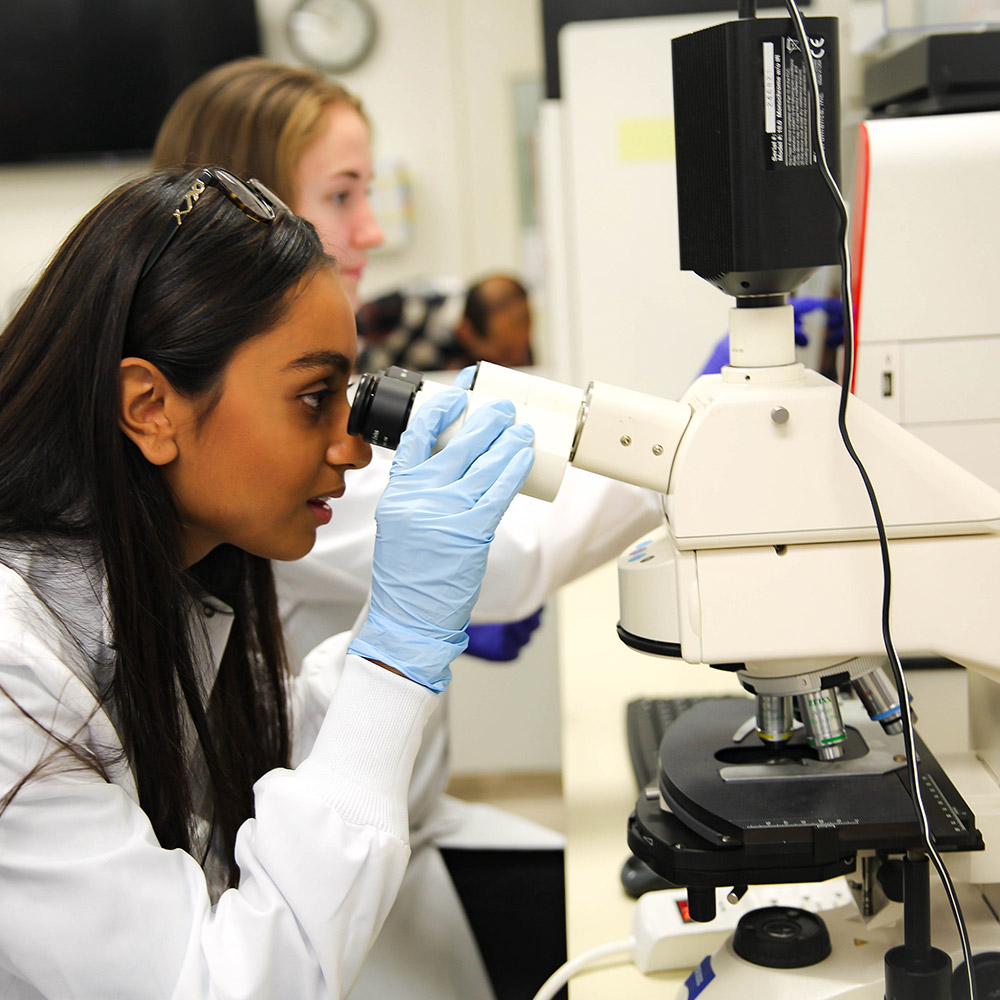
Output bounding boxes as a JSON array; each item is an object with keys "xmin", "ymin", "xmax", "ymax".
[
  {"xmin": 152, "ymin": 59, "xmax": 381, "ymax": 312},
  {"xmin": 152, "ymin": 59, "xmax": 663, "ymax": 999},
  {"xmin": 0, "ymin": 168, "xmax": 533, "ymax": 999}
]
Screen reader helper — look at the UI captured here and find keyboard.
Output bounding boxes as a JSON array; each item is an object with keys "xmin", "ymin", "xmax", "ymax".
[
  {"xmin": 626, "ymin": 695, "xmax": 747, "ymax": 792},
  {"xmin": 622, "ymin": 695, "xmax": 744, "ymax": 898}
]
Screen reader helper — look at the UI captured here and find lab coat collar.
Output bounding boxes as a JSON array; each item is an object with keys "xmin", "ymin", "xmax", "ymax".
[{"xmin": 192, "ymin": 595, "xmax": 235, "ymax": 694}]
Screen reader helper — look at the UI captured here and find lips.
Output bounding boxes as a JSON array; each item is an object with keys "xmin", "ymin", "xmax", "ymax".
[{"xmin": 307, "ymin": 492, "xmax": 340, "ymax": 526}]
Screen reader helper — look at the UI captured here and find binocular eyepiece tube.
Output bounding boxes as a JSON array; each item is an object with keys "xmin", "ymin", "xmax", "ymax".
[
  {"xmin": 348, "ymin": 363, "xmax": 584, "ymax": 500},
  {"xmin": 348, "ymin": 362, "xmax": 692, "ymax": 502}
]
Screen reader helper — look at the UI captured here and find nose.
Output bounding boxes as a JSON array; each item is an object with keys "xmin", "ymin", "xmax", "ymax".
[
  {"xmin": 352, "ymin": 199, "xmax": 384, "ymax": 251},
  {"xmin": 327, "ymin": 435, "xmax": 371, "ymax": 472},
  {"xmin": 327, "ymin": 415, "xmax": 372, "ymax": 471}
]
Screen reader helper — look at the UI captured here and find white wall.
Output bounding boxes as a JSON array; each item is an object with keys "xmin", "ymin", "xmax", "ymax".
[
  {"xmin": 0, "ymin": 159, "xmax": 148, "ymax": 320},
  {"xmin": 448, "ymin": 611, "xmax": 562, "ymax": 775}
]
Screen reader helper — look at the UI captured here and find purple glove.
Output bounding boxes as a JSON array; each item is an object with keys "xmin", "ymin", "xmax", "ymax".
[{"xmin": 466, "ymin": 609, "xmax": 544, "ymax": 662}]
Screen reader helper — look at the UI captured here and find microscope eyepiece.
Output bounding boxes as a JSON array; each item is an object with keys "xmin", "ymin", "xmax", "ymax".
[{"xmin": 348, "ymin": 366, "xmax": 424, "ymax": 449}]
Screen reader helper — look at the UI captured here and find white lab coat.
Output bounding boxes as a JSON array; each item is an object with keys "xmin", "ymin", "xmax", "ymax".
[
  {"xmin": 274, "ymin": 448, "xmax": 665, "ymax": 999},
  {"xmin": 0, "ymin": 549, "xmax": 436, "ymax": 1000}
]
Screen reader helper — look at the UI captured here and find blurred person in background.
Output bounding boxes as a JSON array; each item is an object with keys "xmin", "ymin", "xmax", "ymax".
[{"xmin": 356, "ymin": 273, "xmax": 534, "ymax": 374}]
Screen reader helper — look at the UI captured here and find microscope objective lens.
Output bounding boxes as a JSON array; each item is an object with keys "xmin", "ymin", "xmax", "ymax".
[
  {"xmin": 851, "ymin": 668, "xmax": 908, "ymax": 735},
  {"xmin": 755, "ymin": 694, "xmax": 793, "ymax": 745},
  {"xmin": 798, "ymin": 691, "xmax": 846, "ymax": 761}
]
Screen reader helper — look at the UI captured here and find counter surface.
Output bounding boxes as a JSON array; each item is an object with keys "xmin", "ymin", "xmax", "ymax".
[{"xmin": 556, "ymin": 560, "xmax": 746, "ymax": 999}]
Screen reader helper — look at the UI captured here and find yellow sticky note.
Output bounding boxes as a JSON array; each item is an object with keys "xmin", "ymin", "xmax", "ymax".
[{"xmin": 618, "ymin": 118, "xmax": 675, "ymax": 162}]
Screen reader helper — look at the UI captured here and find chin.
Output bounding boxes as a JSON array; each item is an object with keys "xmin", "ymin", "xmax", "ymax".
[
  {"xmin": 249, "ymin": 534, "xmax": 316, "ymax": 563},
  {"xmin": 277, "ymin": 540, "xmax": 316, "ymax": 561}
]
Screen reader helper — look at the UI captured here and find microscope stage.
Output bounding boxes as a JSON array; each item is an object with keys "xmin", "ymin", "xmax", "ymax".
[{"xmin": 628, "ymin": 699, "xmax": 982, "ymax": 889}]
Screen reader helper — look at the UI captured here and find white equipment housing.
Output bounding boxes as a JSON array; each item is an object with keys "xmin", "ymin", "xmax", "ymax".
[{"xmin": 852, "ymin": 111, "xmax": 1000, "ymax": 492}]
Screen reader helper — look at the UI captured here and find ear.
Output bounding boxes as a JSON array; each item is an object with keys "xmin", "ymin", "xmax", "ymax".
[
  {"xmin": 118, "ymin": 358, "xmax": 182, "ymax": 466},
  {"xmin": 455, "ymin": 318, "xmax": 477, "ymax": 352}
]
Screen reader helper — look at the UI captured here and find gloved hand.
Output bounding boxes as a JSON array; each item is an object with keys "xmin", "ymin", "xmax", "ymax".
[
  {"xmin": 466, "ymin": 608, "xmax": 544, "ymax": 662},
  {"xmin": 452, "ymin": 365, "xmax": 477, "ymax": 390},
  {"xmin": 349, "ymin": 388, "xmax": 534, "ymax": 691}
]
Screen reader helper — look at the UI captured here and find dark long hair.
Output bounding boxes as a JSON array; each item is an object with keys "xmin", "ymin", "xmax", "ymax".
[{"xmin": 0, "ymin": 170, "xmax": 331, "ymax": 884}]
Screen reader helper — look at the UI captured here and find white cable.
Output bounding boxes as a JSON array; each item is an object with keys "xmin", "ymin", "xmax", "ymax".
[{"xmin": 531, "ymin": 938, "xmax": 635, "ymax": 1000}]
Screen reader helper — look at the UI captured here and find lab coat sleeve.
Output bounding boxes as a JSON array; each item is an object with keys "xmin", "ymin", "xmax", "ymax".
[
  {"xmin": 0, "ymin": 627, "xmax": 436, "ymax": 1000},
  {"xmin": 471, "ymin": 466, "xmax": 664, "ymax": 622},
  {"xmin": 286, "ymin": 627, "xmax": 357, "ymax": 766},
  {"xmin": 288, "ymin": 626, "xmax": 452, "ymax": 838}
]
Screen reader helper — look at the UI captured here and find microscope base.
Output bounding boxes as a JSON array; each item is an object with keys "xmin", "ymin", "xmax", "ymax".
[{"xmin": 674, "ymin": 891, "xmax": 999, "ymax": 1000}]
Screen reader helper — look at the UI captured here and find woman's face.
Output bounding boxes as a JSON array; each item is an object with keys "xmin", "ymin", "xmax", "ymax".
[
  {"xmin": 164, "ymin": 267, "xmax": 372, "ymax": 566},
  {"xmin": 292, "ymin": 103, "xmax": 384, "ymax": 310}
]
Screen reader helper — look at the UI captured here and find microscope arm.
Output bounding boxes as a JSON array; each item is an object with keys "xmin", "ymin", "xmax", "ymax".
[{"xmin": 604, "ymin": 361, "xmax": 1000, "ymax": 687}]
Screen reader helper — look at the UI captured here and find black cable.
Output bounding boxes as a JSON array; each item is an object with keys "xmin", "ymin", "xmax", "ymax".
[{"xmin": 782, "ymin": 2, "xmax": 977, "ymax": 998}]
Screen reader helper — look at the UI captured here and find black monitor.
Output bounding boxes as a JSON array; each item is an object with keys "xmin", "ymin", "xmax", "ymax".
[{"xmin": 0, "ymin": 0, "xmax": 260, "ymax": 164}]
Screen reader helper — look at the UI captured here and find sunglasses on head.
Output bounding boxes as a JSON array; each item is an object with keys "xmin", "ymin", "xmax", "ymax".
[{"xmin": 139, "ymin": 167, "xmax": 289, "ymax": 282}]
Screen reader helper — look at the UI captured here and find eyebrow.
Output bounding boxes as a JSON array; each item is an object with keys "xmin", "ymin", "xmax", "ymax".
[
  {"xmin": 282, "ymin": 350, "xmax": 353, "ymax": 376},
  {"xmin": 328, "ymin": 169, "xmax": 377, "ymax": 185}
]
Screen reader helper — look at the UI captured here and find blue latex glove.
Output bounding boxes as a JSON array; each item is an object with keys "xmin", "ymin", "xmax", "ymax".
[
  {"xmin": 349, "ymin": 388, "xmax": 535, "ymax": 691},
  {"xmin": 452, "ymin": 365, "xmax": 477, "ymax": 390},
  {"xmin": 466, "ymin": 608, "xmax": 544, "ymax": 662}
]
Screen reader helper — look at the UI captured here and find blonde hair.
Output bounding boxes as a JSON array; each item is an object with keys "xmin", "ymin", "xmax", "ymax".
[{"xmin": 152, "ymin": 57, "xmax": 367, "ymax": 203}]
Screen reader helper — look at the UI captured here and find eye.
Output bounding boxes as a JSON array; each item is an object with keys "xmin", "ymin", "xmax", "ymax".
[
  {"xmin": 300, "ymin": 375, "xmax": 355, "ymax": 413},
  {"xmin": 301, "ymin": 388, "xmax": 334, "ymax": 411},
  {"xmin": 329, "ymin": 190, "xmax": 350, "ymax": 207}
]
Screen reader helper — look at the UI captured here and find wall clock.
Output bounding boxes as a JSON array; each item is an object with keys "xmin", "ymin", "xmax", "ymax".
[{"xmin": 286, "ymin": 0, "xmax": 378, "ymax": 73}]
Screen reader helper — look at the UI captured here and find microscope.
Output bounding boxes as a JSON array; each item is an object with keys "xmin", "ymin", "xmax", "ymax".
[{"xmin": 350, "ymin": 7, "xmax": 1000, "ymax": 997}]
